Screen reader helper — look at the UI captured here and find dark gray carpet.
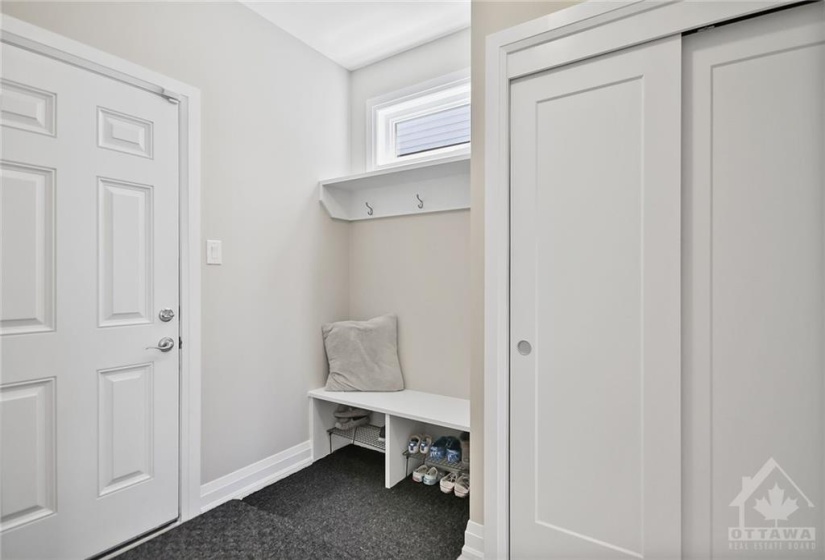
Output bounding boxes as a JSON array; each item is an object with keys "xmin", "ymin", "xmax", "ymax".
[
  {"xmin": 119, "ymin": 445, "xmax": 469, "ymax": 560},
  {"xmin": 119, "ymin": 500, "xmax": 351, "ymax": 560},
  {"xmin": 245, "ymin": 445, "xmax": 470, "ymax": 560}
]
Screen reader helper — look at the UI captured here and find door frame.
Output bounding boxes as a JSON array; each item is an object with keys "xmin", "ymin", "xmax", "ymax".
[
  {"xmin": 483, "ymin": 0, "xmax": 811, "ymax": 557},
  {"xmin": 1, "ymin": 16, "xmax": 203, "ymax": 522}
]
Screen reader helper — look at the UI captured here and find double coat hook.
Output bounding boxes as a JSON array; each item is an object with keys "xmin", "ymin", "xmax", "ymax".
[{"xmin": 364, "ymin": 195, "xmax": 423, "ymax": 217}]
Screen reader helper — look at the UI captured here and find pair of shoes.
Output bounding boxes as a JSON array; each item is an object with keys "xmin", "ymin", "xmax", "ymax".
[
  {"xmin": 378, "ymin": 426, "xmax": 385, "ymax": 442},
  {"xmin": 423, "ymin": 467, "xmax": 443, "ymax": 486},
  {"xmin": 440, "ymin": 472, "xmax": 458, "ymax": 494},
  {"xmin": 333, "ymin": 404, "xmax": 370, "ymax": 431},
  {"xmin": 333, "ymin": 405, "xmax": 369, "ymax": 419},
  {"xmin": 408, "ymin": 434, "xmax": 432, "ymax": 454},
  {"xmin": 335, "ymin": 416, "xmax": 369, "ymax": 431},
  {"xmin": 454, "ymin": 474, "xmax": 470, "ymax": 498},
  {"xmin": 412, "ymin": 464, "xmax": 428, "ymax": 483},
  {"xmin": 460, "ymin": 432, "xmax": 470, "ymax": 467},
  {"xmin": 430, "ymin": 436, "xmax": 462, "ymax": 462}
]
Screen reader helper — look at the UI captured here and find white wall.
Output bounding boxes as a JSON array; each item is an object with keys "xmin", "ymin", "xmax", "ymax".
[
  {"xmin": 347, "ymin": 29, "xmax": 471, "ymax": 399},
  {"xmin": 1, "ymin": 1, "xmax": 352, "ymax": 485}
]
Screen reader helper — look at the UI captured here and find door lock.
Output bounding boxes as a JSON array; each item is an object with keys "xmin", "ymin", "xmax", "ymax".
[{"xmin": 158, "ymin": 308, "xmax": 175, "ymax": 322}]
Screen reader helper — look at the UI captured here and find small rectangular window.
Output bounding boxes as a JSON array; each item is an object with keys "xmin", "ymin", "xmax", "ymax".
[{"xmin": 368, "ymin": 71, "xmax": 470, "ymax": 170}]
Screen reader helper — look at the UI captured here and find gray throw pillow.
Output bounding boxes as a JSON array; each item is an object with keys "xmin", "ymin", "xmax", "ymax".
[{"xmin": 322, "ymin": 314, "xmax": 405, "ymax": 392}]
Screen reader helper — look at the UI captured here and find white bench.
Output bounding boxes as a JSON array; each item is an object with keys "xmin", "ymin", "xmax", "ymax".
[{"xmin": 308, "ymin": 388, "xmax": 470, "ymax": 488}]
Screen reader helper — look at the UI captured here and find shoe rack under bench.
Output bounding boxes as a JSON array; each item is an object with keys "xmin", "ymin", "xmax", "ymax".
[{"xmin": 308, "ymin": 388, "xmax": 470, "ymax": 489}]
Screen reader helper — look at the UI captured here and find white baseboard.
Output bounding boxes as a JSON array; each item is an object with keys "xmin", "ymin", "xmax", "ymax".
[
  {"xmin": 459, "ymin": 520, "xmax": 484, "ymax": 560},
  {"xmin": 199, "ymin": 440, "xmax": 312, "ymax": 513}
]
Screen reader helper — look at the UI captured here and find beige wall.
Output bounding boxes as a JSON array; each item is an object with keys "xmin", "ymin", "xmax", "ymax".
[
  {"xmin": 348, "ymin": 29, "xmax": 471, "ymax": 399},
  {"xmin": 349, "ymin": 211, "xmax": 471, "ymax": 398},
  {"xmin": 2, "ymin": 1, "xmax": 352, "ymax": 484},
  {"xmin": 469, "ymin": 0, "xmax": 577, "ymax": 523}
]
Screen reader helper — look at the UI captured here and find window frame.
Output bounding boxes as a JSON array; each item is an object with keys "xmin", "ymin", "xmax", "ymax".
[{"xmin": 366, "ymin": 69, "xmax": 471, "ymax": 171}]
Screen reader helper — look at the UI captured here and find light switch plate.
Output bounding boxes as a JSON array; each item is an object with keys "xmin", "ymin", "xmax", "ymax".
[{"xmin": 206, "ymin": 240, "xmax": 222, "ymax": 265}]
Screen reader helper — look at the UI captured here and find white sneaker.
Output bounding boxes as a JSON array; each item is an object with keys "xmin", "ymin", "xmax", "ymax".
[
  {"xmin": 412, "ymin": 465, "xmax": 428, "ymax": 483},
  {"xmin": 408, "ymin": 435, "xmax": 421, "ymax": 454},
  {"xmin": 454, "ymin": 474, "xmax": 470, "ymax": 498},
  {"xmin": 419, "ymin": 434, "xmax": 433, "ymax": 455},
  {"xmin": 440, "ymin": 472, "xmax": 458, "ymax": 494},
  {"xmin": 423, "ymin": 467, "xmax": 441, "ymax": 486}
]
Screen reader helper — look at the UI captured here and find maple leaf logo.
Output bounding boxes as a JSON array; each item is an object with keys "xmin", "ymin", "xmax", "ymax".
[{"xmin": 753, "ymin": 483, "xmax": 799, "ymax": 527}]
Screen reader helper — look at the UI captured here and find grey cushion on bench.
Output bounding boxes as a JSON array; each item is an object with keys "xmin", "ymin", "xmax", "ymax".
[{"xmin": 322, "ymin": 314, "xmax": 405, "ymax": 392}]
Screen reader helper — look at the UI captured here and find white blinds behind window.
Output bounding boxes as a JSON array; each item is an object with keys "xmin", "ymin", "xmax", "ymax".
[{"xmin": 395, "ymin": 104, "xmax": 470, "ymax": 157}]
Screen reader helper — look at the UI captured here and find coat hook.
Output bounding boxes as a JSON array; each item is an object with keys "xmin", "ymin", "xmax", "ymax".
[
  {"xmin": 365, "ymin": 202, "xmax": 374, "ymax": 216},
  {"xmin": 416, "ymin": 194, "xmax": 424, "ymax": 209}
]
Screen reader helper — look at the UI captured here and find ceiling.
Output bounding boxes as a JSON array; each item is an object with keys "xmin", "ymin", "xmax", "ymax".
[{"xmin": 241, "ymin": 1, "xmax": 470, "ymax": 70}]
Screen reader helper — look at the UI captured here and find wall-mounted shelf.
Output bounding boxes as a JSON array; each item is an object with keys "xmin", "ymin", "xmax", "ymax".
[{"xmin": 319, "ymin": 154, "xmax": 470, "ymax": 221}]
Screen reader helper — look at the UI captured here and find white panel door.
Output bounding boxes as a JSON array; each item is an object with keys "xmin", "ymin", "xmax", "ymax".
[
  {"xmin": 510, "ymin": 36, "xmax": 682, "ymax": 559},
  {"xmin": 1, "ymin": 43, "xmax": 180, "ymax": 559},
  {"xmin": 683, "ymin": 5, "xmax": 825, "ymax": 559}
]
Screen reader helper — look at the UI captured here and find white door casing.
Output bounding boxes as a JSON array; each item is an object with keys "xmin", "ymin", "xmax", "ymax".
[
  {"xmin": 509, "ymin": 36, "xmax": 682, "ymax": 559},
  {"xmin": 1, "ymin": 42, "xmax": 180, "ymax": 559},
  {"xmin": 683, "ymin": 5, "xmax": 825, "ymax": 558}
]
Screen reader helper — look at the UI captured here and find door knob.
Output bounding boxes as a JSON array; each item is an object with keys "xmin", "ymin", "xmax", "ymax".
[
  {"xmin": 517, "ymin": 340, "xmax": 532, "ymax": 356},
  {"xmin": 146, "ymin": 337, "xmax": 175, "ymax": 352}
]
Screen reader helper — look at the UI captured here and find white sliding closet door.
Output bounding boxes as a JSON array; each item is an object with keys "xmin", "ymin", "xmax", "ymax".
[
  {"xmin": 683, "ymin": 5, "xmax": 825, "ymax": 559},
  {"xmin": 510, "ymin": 36, "xmax": 682, "ymax": 559}
]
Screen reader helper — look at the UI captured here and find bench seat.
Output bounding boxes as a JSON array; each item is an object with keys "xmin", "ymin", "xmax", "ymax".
[
  {"xmin": 308, "ymin": 387, "xmax": 470, "ymax": 488},
  {"xmin": 307, "ymin": 388, "xmax": 469, "ymax": 432}
]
